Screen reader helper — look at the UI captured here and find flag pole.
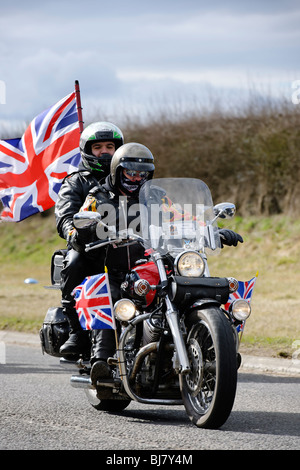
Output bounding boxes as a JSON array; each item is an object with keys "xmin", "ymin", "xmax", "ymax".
[{"xmin": 75, "ymin": 80, "xmax": 84, "ymax": 133}]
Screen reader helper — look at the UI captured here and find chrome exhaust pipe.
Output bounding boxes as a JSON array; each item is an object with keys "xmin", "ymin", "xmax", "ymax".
[
  {"xmin": 70, "ymin": 375, "xmax": 93, "ymax": 389},
  {"xmin": 129, "ymin": 342, "xmax": 159, "ymax": 381}
]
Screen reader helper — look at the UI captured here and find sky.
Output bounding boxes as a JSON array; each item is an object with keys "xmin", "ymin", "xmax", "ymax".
[{"xmin": 0, "ymin": 0, "xmax": 300, "ymax": 134}]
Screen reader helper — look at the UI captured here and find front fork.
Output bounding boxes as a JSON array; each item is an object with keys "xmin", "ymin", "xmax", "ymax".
[
  {"xmin": 165, "ymin": 295, "xmax": 190, "ymax": 374},
  {"xmin": 154, "ymin": 253, "xmax": 190, "ymax": 375}
]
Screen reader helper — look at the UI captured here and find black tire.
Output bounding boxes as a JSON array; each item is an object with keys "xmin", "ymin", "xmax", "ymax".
[
  {"xmin": 84, "ymin": 389, "xmax": 131, "ymax": 412},
  {"xmin": 180, "ymin": 307, "xmax": 237, "ymax": 429},
  {"xmin": 94, "ymin": 399, "xmax": 131, "ymax": 412}
]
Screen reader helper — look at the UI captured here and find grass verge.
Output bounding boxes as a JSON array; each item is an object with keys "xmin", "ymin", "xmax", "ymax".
[{"xmin": 1, "ymin": 212, "xmax": 299, "ymax": 358}]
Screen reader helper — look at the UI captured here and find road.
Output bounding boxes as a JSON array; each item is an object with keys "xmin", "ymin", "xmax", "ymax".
[{"xmin": 0, "ymin": 342, "xmax": 299, "ymax": 452}]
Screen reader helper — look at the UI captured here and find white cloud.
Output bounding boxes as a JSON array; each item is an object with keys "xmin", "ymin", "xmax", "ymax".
[{"xmin": 0, "ymin": 1, "xmax": 300, "ymax": 128}]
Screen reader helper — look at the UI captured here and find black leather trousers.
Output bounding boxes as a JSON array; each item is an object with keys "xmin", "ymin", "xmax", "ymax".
[
  {"xmin": 90, "ymin": 271, "xmax": 125, "ymax": 363},
  {"xmin": 60, "ymin": 248, "xmax": 105, "ymax": 332}
]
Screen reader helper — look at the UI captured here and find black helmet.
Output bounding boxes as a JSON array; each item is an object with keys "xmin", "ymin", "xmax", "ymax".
[
  {"xmin": 79, "ymin": 121, "xmax": 124, "ymax": 174},
  {"xmin": 110, "ymin": 143, "xmax": 155, "ymax": 196}
]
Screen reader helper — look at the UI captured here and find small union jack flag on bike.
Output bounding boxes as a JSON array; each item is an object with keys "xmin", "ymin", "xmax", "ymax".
[
  {"xmin": 224, "ymin": 275, "xmax": 257, "ymax": 313},
  {"xmin": 0, "ymin": 91, "xmax": 81, "ymax": 222},
  {"xmin": 72, "ymin": 273, "xmax": 116, "ymax": 330}
]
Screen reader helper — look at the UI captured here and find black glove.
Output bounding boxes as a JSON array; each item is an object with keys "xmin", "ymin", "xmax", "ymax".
[
  {"xmin": 67, "ymin": 224, "xmax": 97, "ymax": 252},
  {"xmin": 219, "ymin": 228, "xmax": 243, "ymax": 248},
  {"xmin": 67, "ymin": 229, "xmax": 85, "ymax": 252}
]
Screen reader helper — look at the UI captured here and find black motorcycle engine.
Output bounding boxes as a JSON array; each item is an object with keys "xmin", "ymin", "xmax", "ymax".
[{"xmin": 143, "ymin": 317, "xmax": 163, "ymax": 345}]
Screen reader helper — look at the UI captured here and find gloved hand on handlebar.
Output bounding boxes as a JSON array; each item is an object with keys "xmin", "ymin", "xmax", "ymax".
[
  {"xmin": 68, "ymin": 224, "xmax": 97, "ymax": 252},
  {"xmin": 219, "ymin": 228, "xmax": 243, "ymax": 248}
]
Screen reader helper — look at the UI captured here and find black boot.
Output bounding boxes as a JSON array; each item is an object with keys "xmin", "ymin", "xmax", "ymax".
[
  {"xmin": 90, "ymin": 329, "xmax": 115, "ymax": 385},
  {"xmin": 90, "ymin": 360, "xmax": 111, "ymax": 386},
  {"xmin": 60, "ymin": 330, "xmax": 91, "ymax": 356},
  {"xmin": 59, "ymin": 305, "xmax": 90, "ymax": 356},
  {"xmin": 90, "ymin": 329, "xmax": 115, "ymax": 362}
]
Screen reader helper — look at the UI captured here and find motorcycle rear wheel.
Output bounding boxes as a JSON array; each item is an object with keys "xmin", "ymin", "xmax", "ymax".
[
  {"xmin": 180, "ymin": 307, "xmax": 237, "ymax": 429},
  {"xmin": 84, "ymin": 389, "xmax": 131, "ymax": 412}
]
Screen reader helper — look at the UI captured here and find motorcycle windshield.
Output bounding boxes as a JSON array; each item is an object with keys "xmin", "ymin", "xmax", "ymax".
[{"xmin": 139, "ymin": 178, "xmax": 221, "ymax": 256}]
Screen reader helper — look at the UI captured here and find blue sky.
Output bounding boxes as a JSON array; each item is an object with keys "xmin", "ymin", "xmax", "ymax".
[{"xmin": 1, "ymin": 0, "xmax": 300, "ymax": 133}]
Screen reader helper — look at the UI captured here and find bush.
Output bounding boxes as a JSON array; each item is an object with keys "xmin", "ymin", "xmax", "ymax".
[{"xmin": 123, "ymin": 102, "xmax": 300, "ymax": 216}]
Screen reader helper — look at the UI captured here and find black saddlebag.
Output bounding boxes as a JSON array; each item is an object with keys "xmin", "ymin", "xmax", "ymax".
[
  {"xmin": 40, "ymin": 307, "xmax": 70, "ymax": 357},
  {"xmin": 170, "ymin": 276, "xmax": 230, "ymax": 306}
]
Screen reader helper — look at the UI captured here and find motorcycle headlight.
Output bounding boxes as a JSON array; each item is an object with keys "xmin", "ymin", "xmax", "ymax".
[
  {"xmin": 232, "ymin": 299, "xmax": 251, "ymax": 321},
  {"xmin": 114, "ymin": 299, "xmax": 136, "ymax": 322},
  {"xmin": 175, "ymin": 251, "xmax": 205, "ymax": 277}
]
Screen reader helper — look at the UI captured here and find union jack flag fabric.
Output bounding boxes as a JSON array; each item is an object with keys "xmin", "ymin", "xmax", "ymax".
[
  {"xmin": 224, "ymin": 275, "xmax": 257, "ymax": 313},
  {"xmin": 72, "ymin": 273, "xmax": 116, "ymax": 330},
  {"xmin": 0, "ymin": 92, "xmax": 81, "ymax": 222}
]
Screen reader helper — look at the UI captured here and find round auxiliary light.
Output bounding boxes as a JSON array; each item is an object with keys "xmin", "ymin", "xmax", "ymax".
[
  {"xmin": 114, "ymin": 299, "xmax": 136, "ymax": 322},
  {"xmin": 227, "ymin": 277, "xmax": 239, "ymax": 293},
  {"xmin": 175, "ymin": 251, "xmax": 205, "ymax": 277},
  {"xmin": 134, "ymin": 279, "xmax": 151, "ymax": 296},
  {"xmin": 232, "ymin": 299, "xmax": 251, "ymax": 321}
]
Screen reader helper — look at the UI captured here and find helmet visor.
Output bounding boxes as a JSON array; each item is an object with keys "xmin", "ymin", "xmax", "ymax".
[
  {"xmin": 119, "ymin": 169, "xmax": 150, "ymax": 195},
  {"xmin": 118, "ymin": 157, "xmax": 155, "ymax": 174},
  {"xmin": 124, "ymin": 170, "xmax": 150, "ymax": 178}
]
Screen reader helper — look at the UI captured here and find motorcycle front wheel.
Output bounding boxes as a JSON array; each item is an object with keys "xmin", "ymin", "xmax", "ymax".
[{"xmin": 180, "ymin": 307, "xmax": 237, "ymax": 429}]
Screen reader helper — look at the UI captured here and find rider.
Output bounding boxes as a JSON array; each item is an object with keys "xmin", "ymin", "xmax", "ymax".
[
  {"xmin": 54, "ymin": 121, "xmax": 124, "ymax": 356},
  {"xmin": 77, "ymin": 142, "xmax": 155, "ymax": 383},
  {"xmin": 76, "ymin": 143, "xmax": 243, "ymax": 384}
]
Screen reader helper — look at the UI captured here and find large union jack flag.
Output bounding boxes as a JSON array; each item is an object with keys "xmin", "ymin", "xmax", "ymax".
[
  {"xmin": 224, "ymin": 275, "xmax": 257, "ymax": 313},
  {"xmin": 72, "ymin": 273, "xmax": 116, "ymax": 330},
  {"xmin": 0, "ymin": 92, "xmax": 81, "ymax": 222}
]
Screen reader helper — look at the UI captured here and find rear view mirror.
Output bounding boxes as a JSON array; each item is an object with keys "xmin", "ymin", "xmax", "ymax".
[
  {"xmin": 213, "ymin": 203, "xmax": 236, "ymax": 220},
  {"xmin": 73, "ymin": 211, "xmax": 102, "ymax": 229}
]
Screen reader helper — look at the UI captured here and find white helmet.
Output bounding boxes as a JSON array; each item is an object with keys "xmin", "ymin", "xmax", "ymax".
[{"xmin": 79, "ymin": 121, "xmax": 124, "ymax": 175}]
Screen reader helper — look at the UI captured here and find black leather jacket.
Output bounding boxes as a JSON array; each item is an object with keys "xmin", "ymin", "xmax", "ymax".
[
  {"xmin": 55, "ymin": 164, "xmax": 105, "ymax": 240},
  {"xmin": 81, "ymin": 176, "xmax": 146, "ymax": 272}
]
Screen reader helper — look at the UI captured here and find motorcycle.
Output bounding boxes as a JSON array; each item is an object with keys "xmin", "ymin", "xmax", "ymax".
[{"xmin": 40, "ymin": 178, "xmax": 252, "ymax": 429}]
